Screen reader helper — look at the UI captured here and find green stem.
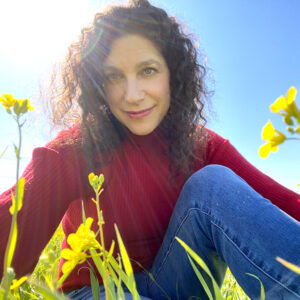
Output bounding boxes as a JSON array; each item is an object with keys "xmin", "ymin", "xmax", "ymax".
[
  {"xmin": 94, "ymin": 190, "xmax": 109, "ymax": 295},
  {"xmin": 2, "ymin": 117, "xmax": 22, "ymax": 298}
]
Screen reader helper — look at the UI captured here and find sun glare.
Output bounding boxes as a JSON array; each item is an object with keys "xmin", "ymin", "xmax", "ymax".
[{"xmin": 0, "ymin": 0, "xmax": 107, "ymax": 68}]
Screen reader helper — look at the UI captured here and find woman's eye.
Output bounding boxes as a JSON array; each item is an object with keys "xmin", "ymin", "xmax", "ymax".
[
  {"xmin": 143, "ymin": 67, "xmax": 156, "ymax": 76},
  {"xmin": 105, "ymin": 73, "xmax": 122, "ymax": 83}
]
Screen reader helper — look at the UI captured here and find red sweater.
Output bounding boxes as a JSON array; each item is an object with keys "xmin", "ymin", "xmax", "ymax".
[{"xmin": 0, "ymin": 126, "xmax": 299, "ymax": 292}]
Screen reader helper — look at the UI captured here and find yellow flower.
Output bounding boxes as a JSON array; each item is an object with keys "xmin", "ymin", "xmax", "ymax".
[
  {"xmin": 13, "ymin": 98, "xmax": 34, "ymax": 115},
  {"xmin": 61, "ymin": 218, "xmax": 100, "ymax": 274},
  {"xmin": 88, "ymin": 172, "xmax": 104, "ymax": 193},
  {"xmin": 0, "ymin": 94, "xmax": 34, "ymax": 115},
  {"xmin": 61, "ymin": 248, "xmax": 87, "ymax": 274},
  {"xmin": 0, "ymin": 94, "xmax": 16, "ymax": 114},
  {"xmin": 68, "ymin": 217, "xmax": 100, "ymax": 252},
  {"xmin": 270, "ymin": 86, "xmax": 297, "ymax": 113},
  {"xmin": 270, "ymin": 86, "xmax": 300, "ymax": 125},
  {"xmin": 259, "ymin": 121, "xmax": 286, "ymax": 158},
  {"xmin": 10, "ymin": 276, "xmax": 27, "ymax": 291}
]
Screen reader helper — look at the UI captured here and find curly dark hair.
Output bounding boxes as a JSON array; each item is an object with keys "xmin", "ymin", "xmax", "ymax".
[{"xmin": 47, "ymin": 0, "xmax": 210, "ymax": 179}]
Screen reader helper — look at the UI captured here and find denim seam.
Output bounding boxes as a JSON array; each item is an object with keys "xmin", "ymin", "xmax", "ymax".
[
  {"xmin": 148, "ymin": 208, "xmax": 202, "ymax": 289},
  {"xmin": 211, "ymin": 219, "xmax": 300, "ymax": 298}
]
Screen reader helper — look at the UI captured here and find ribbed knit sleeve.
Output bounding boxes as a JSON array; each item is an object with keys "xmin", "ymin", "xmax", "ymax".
[
  {"xmin": 0, "ymin": 145, "xmax": 85, "ymax": 278},
  {"xmin": 203, "ymin": 129, "xmax": 300, "ymax": 221}
]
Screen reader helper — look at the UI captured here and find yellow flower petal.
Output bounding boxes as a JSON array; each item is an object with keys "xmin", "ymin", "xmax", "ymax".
[
  {"xmin": 270, "ymin": 96, "xmax": 286, "ymax": 112},
  {"xmin": 62, "ymin": 261, "xmax": 74, "ymax": 274},
  {"xmin": 85, "ymin": 217, "xmax": 94, "ymax": 230},
  {"xmin": 68, "ymin": 234, "xmax": 82, "ymax": 252},
  {"xmin": 88, "ymin": 173, "xmax": 95, "ymax": 187},
  {"xmin": 258, "ymin": 143, "xmax": 271, "ymax": 158},
  {"xmin": 261, "ymin": 121, "xmax": 275, "ymax": 141},
  {"xmin": 61, "ymin": 248, "xmax": 74, "ymax": 260},
  {"xmin": 271, "ymin": 130, "xmax": 286, "ymax": 147},
  {"xmin": 270, "ymin": 145, "xmax": 278, "ymax": 153},
  {"xmin": 286, "ymin": 86, "xmax": 297, "ymax": 105}
]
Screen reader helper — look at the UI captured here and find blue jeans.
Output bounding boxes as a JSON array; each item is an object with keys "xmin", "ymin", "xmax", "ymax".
[{"xmin": 67, "ymin": 165, "xmax": 300, "ymax": 299}]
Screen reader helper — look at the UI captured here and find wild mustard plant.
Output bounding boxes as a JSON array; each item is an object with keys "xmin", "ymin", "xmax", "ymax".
[
  {"xmin": 58, "ymin": 172, "xmax": 141, "ymax": 300},
  {"xmin": 0, "ymin": 94, "xmax": 33, "ymax": 299},
  {"xmin": 259, "ymin": 86, "xmax": 300, "ymax": 278},
  {"xmin": 259, "ymin": 86, "xmax": 300, "ymax": 158}
]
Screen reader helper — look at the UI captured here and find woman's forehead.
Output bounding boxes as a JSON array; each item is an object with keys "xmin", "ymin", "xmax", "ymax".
[{"xmin": 103, "ymin": 34, "xmax": 166, "ymax": 69}]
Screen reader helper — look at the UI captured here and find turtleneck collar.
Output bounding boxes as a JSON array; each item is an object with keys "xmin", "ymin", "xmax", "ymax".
[{"xmin": 122, "ymin": 126, "xmax": 167, "ymax": 150}]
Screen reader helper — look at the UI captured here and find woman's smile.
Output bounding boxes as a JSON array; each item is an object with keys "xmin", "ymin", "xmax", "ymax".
[{"xmin": 125, "ymin": 106, "xmax": 155, "ymax": 119}]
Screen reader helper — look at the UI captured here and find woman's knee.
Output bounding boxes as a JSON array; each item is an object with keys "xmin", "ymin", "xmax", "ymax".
[
  {"xmin": 185, "ymin": 164, "xmax": 236, "ymax": 192},
  {"xmin": 180, "ymin": 164, "xmax": 246, "ymax": 211}
]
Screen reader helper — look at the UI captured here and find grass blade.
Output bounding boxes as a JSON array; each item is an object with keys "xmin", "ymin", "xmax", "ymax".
[
  {"xmin": 114, "ymin": 225, "xmax": 140, "ymax": 300},
  {"xmin": 276, "ymin": 257, "xmax": 300, "ymax": 274},
  {"xmin": 246, "ymin": 273, "xmax": 265, "ymax": 300},
  {"xmin": 0, "ymin": 146, "xmax": 8, "ymax": 159},
  {"xmin": 175, "ymin": 237, "xmax": 223, "ymax": 300},
  {"xmin": 7, "ymin": 221, "xmax": 17, "ymax": 267},
  {"xmin": 114, "ymin": 225, "xmax": 133, "ymax": 277},
  {"xmin": 186, "ymin": 254, "xmax": 214, "ymax": 300},
  {"xmin": 90, "ymin": 268, "xmax": 100, "ymax": 300},
  {"xmin": 81, "ymin": 200, "xmax": 87, "ymax": 224}
]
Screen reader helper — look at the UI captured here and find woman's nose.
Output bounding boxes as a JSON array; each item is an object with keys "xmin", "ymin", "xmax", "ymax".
[{"xmin": 124, "ymin": 78, "xmax": 144, "ymax": 104}]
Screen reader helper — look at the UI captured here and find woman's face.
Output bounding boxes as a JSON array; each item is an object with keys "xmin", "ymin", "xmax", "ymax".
[{"xmin": 103, "ymin": 34, "xmax": 170, "ymax": 136}]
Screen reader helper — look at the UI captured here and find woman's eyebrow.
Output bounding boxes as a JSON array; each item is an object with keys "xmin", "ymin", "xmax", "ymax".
[
  {"xmin": 136, "ymin": 59, "xmax": 162, "ymax": 69},
  {"xmin": 103, "ymin": 59, "xmax": 162, "ymax": 72},
  {"xmin": 103, "ymin": 65, "xmax": 120, "ymax": 73}
]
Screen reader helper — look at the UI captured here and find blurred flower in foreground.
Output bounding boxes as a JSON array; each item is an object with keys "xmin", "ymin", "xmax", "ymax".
[
  {"xmin": 0, "ymin": 93, "xmax": 34, "ymax": 115},
  {"xmin": 61, "ymin": 248, "xmax": 87, "ymax": 274},
  {"xmin": 259, "ymin": 121, "xmax": 286, "ymax": 158},
  {"xmin": 61, "ymin": 217, "xmax": 101, "ymax": 274}
]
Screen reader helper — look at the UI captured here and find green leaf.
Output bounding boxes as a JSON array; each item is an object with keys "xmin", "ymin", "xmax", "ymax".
[
  {"xmin": 108, "ymin": 255, "xmax": 130, "ymax": 289},
  {"xmin": 90, "ymin": 267, "xmax": 100, "ymax": 300},
  {"xmin": 13, "ymin": 101, "xmax": 20, "ymax": 115},
  {"xmin": 81, "ymin": 200, "xmax": 87, "ymax": 224},
  {"xmin": 89, "ymin": 248, "xmax": 105, "ymax": 279},
  {"xmin": 17, "ymin": 177, "xmax": 25, "ymax": 209},
  {"xmin": 108, "ymin": 241, "xmax": 115, "ymax": 260},
  {"xmin": 105, "ymin": 273, "xmax": 116, "ymax": 300},
  {"xmin": 0, "ymin": 146, "xmax": 8, "ymax": 159},
  {"xmin": 106, "ymin": 262, "xmax": 126, "ymax": 300},
  {"xmin": 115, "ymin": 225, "xmax": 133, "ymax": 278},
  {"xmin": 56, "ymin": 268, "xmax": 73, "ymax": 289},
  {"xmin": 13, "ymin": 144, "xmax": 19, "ymax": 157},
  {"xmin": 7, "ymin": 220, "xmax": 18, "ymax": 268},
  {"xmin": 287, "ymin": 127, "xmax": 295, "ymax": 133},
  {"xmin": 246, "ymin": 273, "xmax": 265, "ymax": 300},
  {"xmin": 9, "ymin": 178, "xmax": 25, "ymax": 215},
  {"xmin": 175, "ymin": 237, "xmax": 223, "ymax": 300},
  {"xmin": 284, "ymin": 115, "xmax": 294, "ymax": 126},
  {"xmin": 114, "ymin": 225, "xmax": 140, "ymax": 300},
  {"xmin": 186, "ymin": 254, "xmax": 214, "ymax": 300}
]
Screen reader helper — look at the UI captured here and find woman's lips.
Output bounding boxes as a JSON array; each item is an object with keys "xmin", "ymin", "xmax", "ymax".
[{"xmin": 125, "ymin": 106, "xmax": 154, "ymax": 119}]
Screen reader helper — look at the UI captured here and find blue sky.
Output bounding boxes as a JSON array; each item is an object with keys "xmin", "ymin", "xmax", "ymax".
[{"xmin": 0, "ymin": 0, "xmax": 299, "ymax": 193}]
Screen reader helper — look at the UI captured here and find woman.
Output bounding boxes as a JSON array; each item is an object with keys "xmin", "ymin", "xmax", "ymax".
[{"xmin": 1, "ymin": 0, "xmax": 300, "ymax": 299}]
